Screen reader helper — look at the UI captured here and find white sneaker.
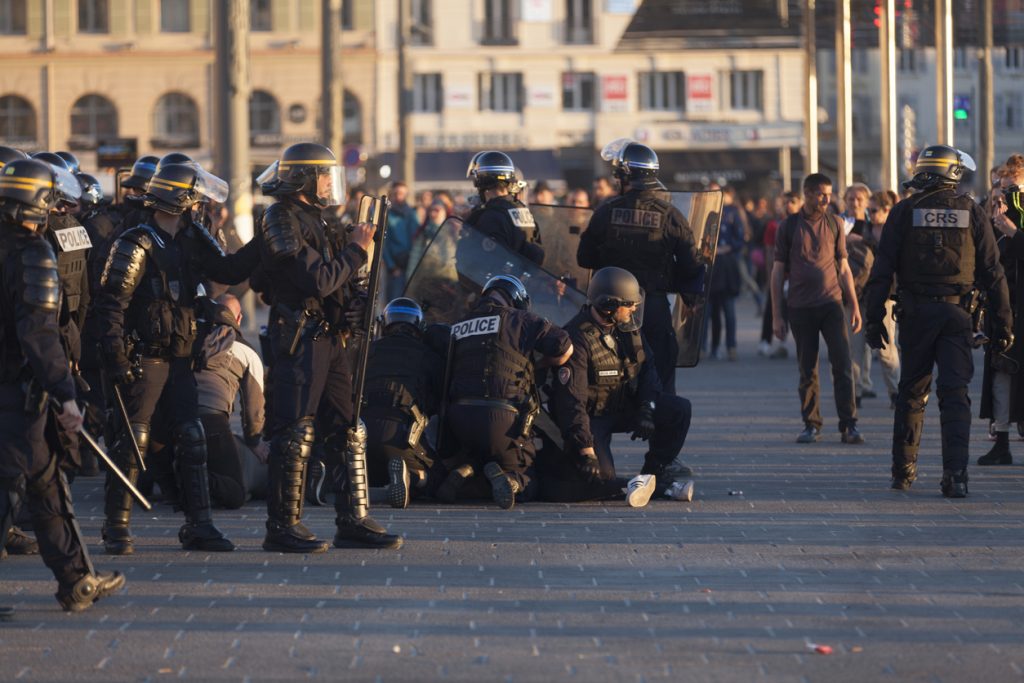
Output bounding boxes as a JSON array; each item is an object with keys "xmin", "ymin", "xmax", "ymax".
[
  {"xmin": 758, "ymin": 341, "xmax": 771, "ymax": 357},
  {"xmin": 666, "ymin": 480, "xmax": 695, "ymax": 502},
  {"xmin": 625, "ymin": 474, "xmax": 656, "ymax": 508}
]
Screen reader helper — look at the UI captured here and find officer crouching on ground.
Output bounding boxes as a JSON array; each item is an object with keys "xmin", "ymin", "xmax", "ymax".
[
  {"xmin": 544, "ymin": 267, "xmax": 695, "ymax": 506},
  {"xmin": 864, "ymin": 145, "xmax": 1013, "ymax": 497},
  {"xmin": 0, "ymin": 158, "xmax": 125, "ymax": 613},
  {"xmin": 362, "ymin": 298, "xmax": 448, "ymax": 509},
  {"xmin": 443, "ymin": 275, "xmax": 572, "ymax": 509}
]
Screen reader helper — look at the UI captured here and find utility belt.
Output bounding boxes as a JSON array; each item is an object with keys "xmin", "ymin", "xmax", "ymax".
[
  {"xmin": 271, "ymin": 302, "xmax": 341, "ymax": 356},
  {"xmin": 453, "ymin": 395, "xmax": 539, "ymax": 439},
  {"xmin": 895, "ymin": 288, "xmax": 978, "ymax": 316}
]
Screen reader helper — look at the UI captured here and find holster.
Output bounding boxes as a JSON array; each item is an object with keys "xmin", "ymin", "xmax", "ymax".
[
  {"xmin": 516, "ymin": 396, "xmax": 540, "ymax": 440},
  {"xmin": 407, "ymin": 403, "xmax": 428, "ymax": 448},
  {"xmin": 22, "ymin": 378, "xmax": 47, "ymax": 417}
]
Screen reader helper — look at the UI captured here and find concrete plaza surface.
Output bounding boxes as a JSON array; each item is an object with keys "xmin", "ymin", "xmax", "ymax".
[{"xmin": 2, "ymin": 301, "xmax": 1024, "ymax": 682}]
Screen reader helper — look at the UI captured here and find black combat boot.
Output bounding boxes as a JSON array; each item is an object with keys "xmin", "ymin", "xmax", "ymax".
[
  {"xmin": 102, "ymin": 424, "xmax": 147, "ymax": 555},
  {"xmin": 978, "ymin": 431, "xmax": 1012, "ymax": 466},
  {"xmin": 436, "ymin": 463, "xmax": 475, "ymax": 504},
  {"xmin": 940, "ymin": 469, "xmax": 969, "ymax": 498},
  {"xmin": 174, "ymin": 422, "xmax": 234, "ymax": 552},
  {"xmin": 483, "ymin": 462, "xmax": 521, "ymax": 510},
  {"xmin": 4, "ymin": 526, "xmax": 38, "ymax": 555},
  {"xmin": 333, "ymin": 422, "xmax": 403, "ymax": 549},
  {"xmin": 264, "ymin": 421, "xmax": 329, "ymax": 554},
  {"xmin": 56, "ymin": 572, "xmax": 126, "ymax": 612},
  {"xmin": 891, "ymin": 462, "xmax": 917, "ymax": 491}
]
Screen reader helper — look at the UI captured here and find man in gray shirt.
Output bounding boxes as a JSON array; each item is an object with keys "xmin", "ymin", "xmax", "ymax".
[{"xmin": 771, "ymin": 173, "xmax": 863, "ymax": 444}]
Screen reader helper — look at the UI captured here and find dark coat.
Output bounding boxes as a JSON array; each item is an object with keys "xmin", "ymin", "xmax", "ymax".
[{"xmin": 980, "ymin": 229, "xmax": 1024, "ymax": 422}]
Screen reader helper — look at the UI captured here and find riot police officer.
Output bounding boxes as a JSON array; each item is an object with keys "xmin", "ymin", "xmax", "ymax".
[
  {"xmin": 258, "ymin": 142, "xmax": 401, "ymax": 552},
  {"xmin": 443, "ymin": 275, "xmax": 573, "ymax": 509},
  {"xmin": 545, "ymin": 267, "xmax": 695, "ymax": 505},
  {"xmin": 577, "ymin": 140, "xmax": 702, "ymax": 399},
  {"xmin": 93, "ymin": 162, "xmax": 257, "ymax": 554},
  {"xmin": 464, "ymin": 151, "xmax": 544, "ymax": 265},
  {"xmin": 0, "ymin": 158, "xmax": 125, "ymax": 612},
  {"xmin": 864, "ymin": 145, "xmax": 1014, "ymax": 497},
  {"xmin": 362, "ymin": 298, "xmax": 448, "ymax": 509}
]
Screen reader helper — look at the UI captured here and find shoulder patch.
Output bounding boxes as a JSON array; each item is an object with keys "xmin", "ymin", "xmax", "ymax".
[
  {"xmin": 451, "ymin": 315, "xmax": 500, "ymax": 339},
  {"xmin": 558, "ymin": 366, "xmax": 571, "ymax": 385},
  {"xmin": 508, "ymin": 208, "xmax": 536, "ymax": 229},
  {"xmin": 52, "ymin": 225, "xmax": 93, "ymax": 252}
]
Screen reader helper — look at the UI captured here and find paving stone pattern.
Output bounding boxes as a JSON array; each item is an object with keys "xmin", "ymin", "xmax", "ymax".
[{"xmin": 2, "ymin": 301, "xmax": 1023, "ymax": 682}]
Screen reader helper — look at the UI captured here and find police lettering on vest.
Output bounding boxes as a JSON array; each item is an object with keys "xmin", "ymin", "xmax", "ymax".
[
  {"xmin": 610, "ymin": 208, "xmax": 663, "ymax": 229},
  {"xmin": 452, "ymin": 315, "xmax": 500, "ymax": 339},
  {"xmin": 52, "ymin": 226, "xmax": 93, "ymax": 252},
  {"xmin": 508, "ymin": 208, "xmax": 536, "ymax": 229}
]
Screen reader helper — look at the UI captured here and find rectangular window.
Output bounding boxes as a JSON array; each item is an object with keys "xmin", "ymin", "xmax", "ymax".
[
  {"xmin": 997, "ymin": 93, "xmax": 1024, "ymax": 130},
  {"xmin": 729, "ymin": 70, "xmax": 763, "ymax": 111},
  {"xmin": 413, "ymin": 73, "xmax": 443, "ymax": 113},
  {"xmin": 410, "ymin": 0, "xmax": 432, "ymax": 45},
  {"xmin": 251, "ymin": 0, "xmax": 272, "ymax": 31},
  {"xmin": 341, "ymin": 0, "xmax": 353, "ymax": 30},
  {"xmin": 160, "ymin": 0, "xmax": 190, "ymax": 33},
  {"xmin": 852, "ymin": 95, "xmax": 874, "ymax": 136},
  {"xmin": 565, "ymin": 0, "xmax": 592, "ymax": 44},
  {"xmin": 0, "ymin": 0, "xmax": 27, "ymax": 35},
  {"xmin": 1007, "ymin": 46, "xmax": 1023, "ymax": 71},
  {"xmin": 480, "ymin": 72, "xmax": 523, "ymax": 112},
  {"xmin": 79, "ymin": 0, "xmax": 109, "ymax": 34},
  {"xmin": 638, "ymin": 71, "xmax": 684, "ymax": 112},
  {"xmin": 482, "ymin": 0, "xmax": 516, "ymax": 45},
  {"xmin": 562, "ymin": 72, "xmax": 595, "ymax": 111},
  {"xmin": 953, "ymin": 47, "xmax": 969, "ymax": 71},
  {"xmin": 898, "ymin": 48, "xmax": 918, "ymax": 72}
]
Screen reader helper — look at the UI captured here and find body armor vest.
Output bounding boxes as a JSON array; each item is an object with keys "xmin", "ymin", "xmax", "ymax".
[
  {"xmin": 898, "ymin": 190, "xmax": 976, "ymax": 294},
  {"xmin": 597, "ymin": 192, "xmax": 675, "ymax": 292},
  {"xmin": 364, "ymin": 333, "xmax": 433, "ymax": 416},
  {"xmin": 124, "ymin": 225, "xmax": 199, "ymax": 358},
  {"xmin": 0, "ymin": 232, "xmax": 17, "ymax": 383},
  {"xmin": 471, "ymin": 197, "xmax": 541, "ymax": 245},
  {"xmin": 46, "ymin": 214, "xmax": 90, "ymax": 329},
  {"xmin": 577, "ymin": 317, "xmax": 644, "ymax": 417},
  {"xmin": 449, "ymin": 305, "xmax": 533, "ymax": 404}
]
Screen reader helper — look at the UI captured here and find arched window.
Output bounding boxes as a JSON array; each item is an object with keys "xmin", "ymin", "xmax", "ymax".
[
  {"xmin": 344, "ymin": 90, "xmax": 362, "ymax": 144},
  {"xmin": 153, "ymin": 92, "xmax": 199, "ymax": 148},
  {"xmin": 0, "ymin": 94, "xmax": 36, "ymax": 144},
  {"xmin": 249, "ymin": 90, "xmax": 281, "ymax": 145},
  {"xmin": 69, "ymin": 94, "xmax": 118, "ymax": 149}
]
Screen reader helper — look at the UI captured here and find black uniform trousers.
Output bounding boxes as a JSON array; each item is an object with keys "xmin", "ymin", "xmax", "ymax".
[
  {"xmin": 788, "ymin": 301, "xmax": 858, "ymax": 431},
  {"xmin": 0, "ymin": 384, "xmax": 89, "ymax": 586},
  {"xmin": 642, "ymin": 293, "xmax": 678, "ymax": 395},
  {"xmin": 447, "ymin": 403, "xmax": 537, "ymax": 500},
  {"xmin": 364, "ymin": 411, "xmax": 439, "ymax": 488},
  {"xmin": 892, "ymin": 301, "xmax": 974, "ymax": 475},
  {"xmin": 200, "ymin": 411, "xmax": 248, "ymax": 510}
]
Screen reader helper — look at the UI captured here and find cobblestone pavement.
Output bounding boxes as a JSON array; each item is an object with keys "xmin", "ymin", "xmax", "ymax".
[{"xmin": 2, "ymin": 301, "xmax": 1024, "ymax": 682}]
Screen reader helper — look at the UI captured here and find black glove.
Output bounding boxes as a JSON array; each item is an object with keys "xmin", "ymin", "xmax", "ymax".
[
  {"xmin": 864, "ymin": 322, "xmax": 889, "ymax": 350},
  {"xmin": 344, "ymin": 292, "xmax": 368, "ymax": 330},
  {"xmin": 106, "ymin": 355, "xmax": 138, "ymax": 387},
  {"xmin": 630, "ymin": 402, "xmax": 656, "ymax": 441},
  {"xmin": 995, "ymin": 330, "xmax": 1015, "ymax": 354},
  {"xmin": 577, "ymin": 451, "xmax": 602, "ymax": 480}
]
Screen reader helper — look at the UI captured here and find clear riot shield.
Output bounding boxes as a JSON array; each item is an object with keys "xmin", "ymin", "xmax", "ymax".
[
  {"xmin": 528, "ymin": 203, "xmax": 594, "ymax": 292},
  {"xmin": 670, "ymin": 190, "xmax": 724, "ymax": 368},
  {"xmin": 403, "ymin": 216, "xmax": 587, "ymax": 327}
]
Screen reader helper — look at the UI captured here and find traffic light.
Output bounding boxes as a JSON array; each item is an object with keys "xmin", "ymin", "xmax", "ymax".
[{"xmin": 953, "ymin": 95, "xmax": 970, "ymax": 121}]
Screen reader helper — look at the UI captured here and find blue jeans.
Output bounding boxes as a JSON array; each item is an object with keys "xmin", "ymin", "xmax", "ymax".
[{"xmin": 708, "ymin": 293, "xmax": 737, "ymax": 351}]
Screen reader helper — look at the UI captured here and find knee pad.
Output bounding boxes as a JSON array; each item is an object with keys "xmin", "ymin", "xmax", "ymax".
[
  {"xmin": 277, "ymin": 417, "xmax": 316, "ymax": 464},
  {"xmin": 173, "ymin": 420, "xmax": 207, "ymax": 467},
  {"xmin": 131, "ymin": 422, "xmax": 151, "ymax": 453}
]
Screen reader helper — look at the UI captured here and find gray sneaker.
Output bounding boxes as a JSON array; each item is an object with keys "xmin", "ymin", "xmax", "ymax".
[
  {"xmin": 796, "ymin": 426, "xmax": 821, "ymax": 443},
  {"xmin": 664, "ymin": 457, "xmax": 694, "ymax": 478}
]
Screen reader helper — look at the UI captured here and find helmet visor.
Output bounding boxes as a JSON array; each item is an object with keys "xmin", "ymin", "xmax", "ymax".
[
  {"xmin": 50, "ymin": 164, "xmax": 83, "ymax": 202},
  {"xmin": 256, "ymin": 160, "xmax": 279, "ymax": 187},
  {"xmin": 600, "ymin": 138, "xmax": 634, "ymax": 163},
  {"xmin": 314, "ymin": 164, "xmax": 345, "ymax": 207},
  {"xmin": 465, "ymin": 152, "xmax": 485, "ymax": 179},
  {"xmin": 613, "ymin": 288, "xmax": 645, "ymax": 333},
  {"xmin": 958, "ymin": 150, "xmax": 977, "ymax": 174},
  {"xmin": 193, "ymin": 167, "xmax": 230, "ymax": 204}
]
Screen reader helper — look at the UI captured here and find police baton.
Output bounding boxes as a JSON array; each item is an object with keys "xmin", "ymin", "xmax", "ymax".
[
  {"xmin": 49, "ymin": 398, "xmax": 152, "ymax": 511},
  {"xmin": 350, "ymin": 194, "xmax": 391, "ymax": 428},
  {"xmin": 112, "ymin": 384, "xmax": 146, "ymax": 472}
]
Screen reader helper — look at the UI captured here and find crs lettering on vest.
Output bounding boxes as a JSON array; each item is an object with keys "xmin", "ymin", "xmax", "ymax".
[
  {"xmin": 53, "ymin": 226, "xmax": 93, "ymax": 252},
  {"xmin": 452, "ymin": 315, "xmax": 500, "ymax": 339},
  {"xmin": 508, "ymin": 208, "xmax": 536, "ymax": 229},
  {"xmin": 913, "ymin": 209, "xmax": 970, "ymax": 228},
  {"xmin": 610, "ymin": 208, "xmax": 663, "ymax": 229}
]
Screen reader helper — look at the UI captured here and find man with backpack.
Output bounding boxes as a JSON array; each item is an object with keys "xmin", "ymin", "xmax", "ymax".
[{"xmin": 770, "ymin": 173, "xmax": 864, "ymax": 445}]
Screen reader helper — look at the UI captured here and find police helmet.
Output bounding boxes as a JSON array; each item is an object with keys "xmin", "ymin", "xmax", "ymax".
[
  {"xmin": 156, "ymin": 152, "xmax": 194, "ymax": 173},
  {"xmin": 467, "ymin": 151, "xmax": 517, "ymax": 192},
  {"xmin": 587, "ymin": 266, "xmax": 645, "ymax": 331},
  {"xmin": 482, "ymin": 274, "xmax": 531, "ymax": 310},
  {"xmin": 31, "ymin": 151, "xmax": 70, "ymax": 170},
  {"xmin": 259, "ymin": 142, "xmax": 345, "ymax": 207},
  {"xmin": 0, "ymin": 158, "xmax": 78, "ymax": 225},
  {"xmin": 383, "ymin": 297, "xmax": 424, "ymax": 330},
  {"xmin": 145, "ymin": 163, "xmax": 229, "ymax": 215},
  {"xmin": 77, "ymin": 173, "xmax": 104, "ymax": 209},
  {"xmin": 55, "ymin": 151, "xmax": 81, "ymax": 174},
  {"xmin": 123, "ymin": 155, "xmax": 160, "ymax": 191},
  {"xmin": 601, "ymin": 138, "xmax": 663, "ymax": 190},
  {"xmin": 0, "ymin": 146, "xmax": 29, "ymax": 169},
  {"xmin": 906, "ymin": 145, "xmax": 977, "ymax": 190},
  {"xmin": 31, "ymin": 152, "xmax": 81, "ymax": 208}
]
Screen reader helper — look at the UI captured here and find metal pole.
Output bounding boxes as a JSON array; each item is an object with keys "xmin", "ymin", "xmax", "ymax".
[
  {"xmin": 935, "ymin": 0, "xmax": 954, "ymax": 145},
  {"xmin": 398, "ymin": 0, "xmax": 415, "ymax": 187},
  {"xmin": 835, "ymin": 0, "xmax": 853, "ymax": 192},
  {"xmin": 779, "ymin": 145, "xmax": 792, "ymax": 192},
  {"xmin": 804, "ymin": 0, "xmax": 818, "ymax": 175},
  {"xmin": 879, "ymin": 0, "xmax": 898, "ymax": 191},
  {"xmin": 321, "ymin": 0, "xmax": 344, "ymax": 156},
  {"xmin": 978, "ymin": 0, "xmax": 995, "ymax": 186},
  {"xmin": 214, "ymin": 1, "xmax": 254, "ymax": 243}
]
